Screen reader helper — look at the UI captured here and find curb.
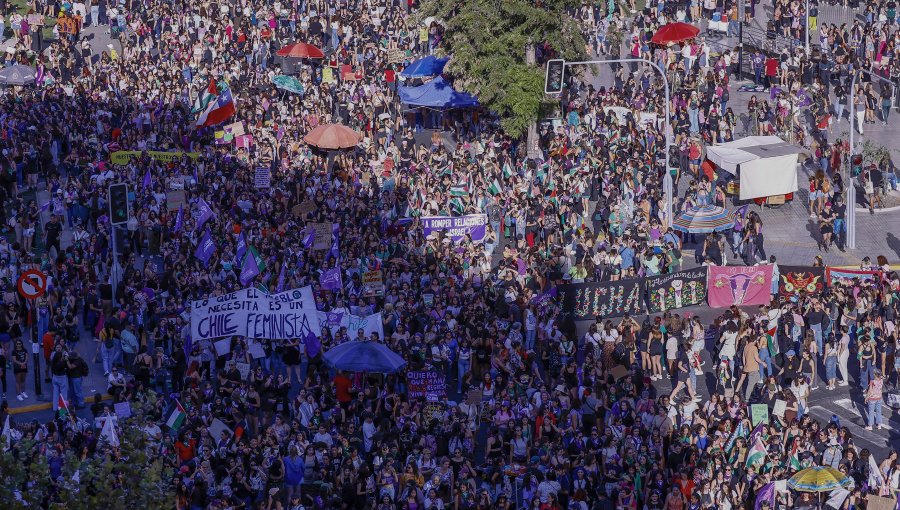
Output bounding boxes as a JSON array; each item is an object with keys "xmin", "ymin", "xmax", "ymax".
[
  {"xmin": 854, "ymin": 204, "xmax": 900, "ymax": 213},
  {"xmin": 9, "ymin": 393, "xmax": 113, "ymax": 415}
]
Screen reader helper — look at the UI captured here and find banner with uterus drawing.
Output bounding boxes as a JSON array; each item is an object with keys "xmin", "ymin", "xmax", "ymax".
[
  {"xmin": 707, "ymin": 264, "xmax": 775, "ymax": 308},
  {"xmin": 646, "ymin": 268, "xmax": 708, "ymax": 313}
]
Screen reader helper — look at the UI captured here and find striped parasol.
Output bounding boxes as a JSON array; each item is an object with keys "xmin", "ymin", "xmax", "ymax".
[
  {"xmin": 787, "ymin": 467, "xmax": 852, "ymax": 493},
  {"xmin": 672, "ymin": 205, "xmax": 736, "ymax": 234}
]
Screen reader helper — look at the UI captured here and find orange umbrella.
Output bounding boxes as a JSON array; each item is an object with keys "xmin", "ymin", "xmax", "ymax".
[
  {"xmin": 651, "ymin": 22, "xmax": 700, "ymax": 45},
  {"xmin": 303, "ymin": 123, "xmax": 362, "ymax": 149},
  {"xmin": 276, "ymin": 42, "xmax": 325, "ymax": 59}
]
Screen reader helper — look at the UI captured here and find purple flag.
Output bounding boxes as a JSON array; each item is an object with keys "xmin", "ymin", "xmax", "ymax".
[
  {"xmin": 302, "ymin": 228, "xmax": 314, "ymax": 249},
  {"xmin": 142, "ymin": 168, "xmax": 152, "ymax": 189},
  {"xmin": 239, "ymin": 250, "xmax": 260, "ymax": 286},
  {"xmin": 194, "ymin": 229, "xmax": 216, "ymax": 267},
  {"xmin": 304, "ymin": 331, "xmax": 321, "ymax": 359},
  {"xmin": 196, "ymin": 197, "xmax": 215, "ymax": 231},
  {"xmin": 236, "ymin": 232, "xmax": 247, "ymax": 264},
  {"xmin": 326, "ymin": 312, "xmax": 344, "ymax": 327},
  {"xmin": 276, "ymin": 263, "xmax": 287, "ymax": 293},
  {"xmin": 319, "ymin": 268, "xmax": 342, "ymax": 291},
  {"xmin": 327, "ymin": 224, "xmax": 340, "ymax": 261},
  {"xmin": 174, "ymin": 205, "xmax": 184, "ymax": 233},
  {"xmin": 40, "ymin": 202, "xmax": 50, "ymax": 212}
]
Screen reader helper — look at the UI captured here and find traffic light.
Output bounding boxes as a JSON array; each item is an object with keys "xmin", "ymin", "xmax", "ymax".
[
  {"xmin": 851, "ymin": 154, "xmax": 863, "ymax": 177},
  {"xmin": 545, "ymin": 59, "xmax": 566, "ymax": 94},
  {"xmin": 108, "ymin": 183, "xmax": 129, "ymax": 225}
]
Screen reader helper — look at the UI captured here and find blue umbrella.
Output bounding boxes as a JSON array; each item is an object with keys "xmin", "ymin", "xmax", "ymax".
[
  {"xmin": 272, "ymin": 74, "xmax": 305, "ymax": 95},
  {"xmin": 323, "ymin": 340, "xmax": 407, "ymax": 373},
  {"xmin": 399, "ymin": 56, "xmax": 448, "ymax": 78}
]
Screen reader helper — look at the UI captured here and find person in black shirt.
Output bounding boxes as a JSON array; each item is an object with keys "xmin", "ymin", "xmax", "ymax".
[{"xmin": 44, "ymin": 214, "xmax": 64, "ymax": 258}]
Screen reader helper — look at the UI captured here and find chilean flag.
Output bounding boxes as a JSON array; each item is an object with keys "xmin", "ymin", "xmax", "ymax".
[{"xmin": 195, "ymin": 80, "xmax": 236, "ymax": 128}]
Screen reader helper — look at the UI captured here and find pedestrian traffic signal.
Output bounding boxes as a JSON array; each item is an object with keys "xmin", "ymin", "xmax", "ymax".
[
  {"xmin": 108, "ymin": 183, "xmax": 129, "ymax": 225},
  {"xmin": 851, "ymin": 154, "xmax": 863, "ymax": 176},
  {"xmin": 545, "ymin": 59, "xmax": 566, "ymax": 94}
]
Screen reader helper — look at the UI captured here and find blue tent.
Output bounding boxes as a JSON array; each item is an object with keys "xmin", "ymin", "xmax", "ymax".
[
  {"xmin": 398, "ymin": 77, "xmax": 479, "ymax": 109},
  {"xmin": 399, "ymin": 56, "xmax": 448, "ymax": 78}
]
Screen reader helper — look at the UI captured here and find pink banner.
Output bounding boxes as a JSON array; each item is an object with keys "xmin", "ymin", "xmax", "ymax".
[{"xmin": 707, "ymin": 265, "xmax": 774, "ymax": 308}]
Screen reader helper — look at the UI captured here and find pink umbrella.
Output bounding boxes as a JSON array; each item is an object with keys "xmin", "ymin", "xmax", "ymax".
[{"xmin": 303, "ymin": 123, "xmax": 362, "ymax": 150}]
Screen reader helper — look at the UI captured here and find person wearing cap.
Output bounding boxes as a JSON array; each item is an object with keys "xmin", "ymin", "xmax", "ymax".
[{"xmin": 778, "ymin": 349, "xmax": 801, "ymax": 386}]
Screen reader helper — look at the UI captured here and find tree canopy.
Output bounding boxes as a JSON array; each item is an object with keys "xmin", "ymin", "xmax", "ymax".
[
  {"xmin": 420, "ymin": 0, "xmax": 587, "ymax": 138},
  {"xmin": 0, "ymin": 398, "xmax": 174, "ymax": 510}
]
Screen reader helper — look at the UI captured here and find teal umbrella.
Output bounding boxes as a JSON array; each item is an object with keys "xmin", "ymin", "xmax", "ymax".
[{"xmin": 272, "ymin": 75, "xmax": 304, "ymax": 95}]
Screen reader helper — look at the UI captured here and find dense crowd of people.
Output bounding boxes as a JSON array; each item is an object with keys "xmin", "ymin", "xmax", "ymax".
[{"xmin": 0, "ymin": 0, "xmax": 899, "ymax": 509}]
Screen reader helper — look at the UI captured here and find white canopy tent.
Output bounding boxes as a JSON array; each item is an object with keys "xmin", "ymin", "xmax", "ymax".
[{"xmin": 705, "ymin": 136, "xmax": 803, "ymax": 200}]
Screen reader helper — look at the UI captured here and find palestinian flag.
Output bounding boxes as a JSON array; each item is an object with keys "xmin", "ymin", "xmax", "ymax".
[
  {"xmin": 725, "ymin": 421, "xmax": 745, "ymax": 453},
  {"xmin": 449, "ymin": 181, "xmax": 469, "ymax": 197},
  {"xmin": 502, "ymin": 162, "xmax": 514, "ymax": 178},
  {"xmin": 193, "ymin": 79, "xmax": 217, "ymax": 114},
  {"xmin": 488, "ymin": 179, "xmax": 502, "ymax": 196},
  {"xmin": 165, "ymin": 400, "xmax": 187, "ymax": 430},
  {"xmin": 745, "ymin": 437, "xmax": 767, "ymax": 468},
  {"xmin": 249, "ymin": 246, "xmax": 268, "ymax": 273},
  {"xmin": 450, "ymin": 198, "xmax": 465, "ymax": 214},
  {"xmin": 57, "ymin": 394, "xmax": 71, "ymax": 418}
]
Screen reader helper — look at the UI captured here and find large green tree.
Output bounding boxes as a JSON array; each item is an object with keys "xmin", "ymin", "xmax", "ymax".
[
  {"xmin": 0, "ymin": 398, "xmax": 175, "ymax": 509},
  {"xmin": 420, "ymin": 0, "xmax": 587, "ymax": 138}
]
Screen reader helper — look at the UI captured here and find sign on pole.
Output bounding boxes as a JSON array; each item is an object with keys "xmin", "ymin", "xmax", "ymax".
[
  {"xmin": 17, "ymin": 269, "xmax": 47, "ymax": 300},
  {"xmin": 544, "ymin": 59, "xmax": 566, "ymax": 94}
]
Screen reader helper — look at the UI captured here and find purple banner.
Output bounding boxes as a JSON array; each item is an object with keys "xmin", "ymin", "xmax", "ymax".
[{"xmin": 421, "ymin": 214, "xmax": 487, "ymax": 242}]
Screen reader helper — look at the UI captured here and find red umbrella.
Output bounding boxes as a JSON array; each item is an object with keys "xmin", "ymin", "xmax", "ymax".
[
  {"xmin": 650, "ymin": 22, "xmax": 700, "ymax": 45},
  {"xmin": 303, "ymin": 123, "xmax": 362, "ymax": 150},
  {"xmin": 276, "ymin": 42, "xmax": 325, "ymax": 59}
]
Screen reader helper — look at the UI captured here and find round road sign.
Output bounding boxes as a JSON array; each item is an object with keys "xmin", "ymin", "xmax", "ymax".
[{"xmin": 17, "ymin": 269, "xmax": 47, "ymax": 300}]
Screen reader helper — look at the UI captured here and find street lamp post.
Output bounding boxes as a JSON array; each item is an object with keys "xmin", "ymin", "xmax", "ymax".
[
  {"xmin": 847, "ymin": 68, "xmax": 895, "ymax": 250},
  {"xmin": 557, "ymin": 58, "xmax": 675, "ymax": 225},
  {"xmin": 805, "ymin": 0, "xmax": 810, "ymax": 53}
]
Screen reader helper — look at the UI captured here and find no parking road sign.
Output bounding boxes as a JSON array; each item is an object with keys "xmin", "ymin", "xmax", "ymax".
[{"xmin": 17, "ymin": 269, "xmax": 47, "ymax": 300}]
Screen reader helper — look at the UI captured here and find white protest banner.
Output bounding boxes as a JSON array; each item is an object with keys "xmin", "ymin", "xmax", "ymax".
[
  {"xmin": 348, "ymin": 312, "xmax": 385, "ymax": 340},
  {"xmin": 316, "ymin": 311, "xmax": 384, "ymax": 339},
  {"xmin": 191, "ymin": 286, "xmax": 318, "ymax": 341}
]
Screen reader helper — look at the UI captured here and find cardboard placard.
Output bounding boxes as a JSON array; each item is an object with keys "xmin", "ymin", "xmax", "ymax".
[
  {"xmin": 247, "ymin": 339, "xmax": 267, "ymax": 359},
  {"xmin": 27, "ymin": 14, "xmax": 45, "ymax": 26},
  {"xmin": 236, "ymin": 362, "xmax": 251, "ymax": 381},
  {"xmin": 254, "ymin": 167, "xmax": 271, "ymax": 189},
  {"xmin": 166, "ymin": 190, "xmax": 187, "ymax": 211},
  {"xmin": 208, "ymin": 418, "xmax": 233, "ymax": 440},
  {"xmin": 293, "ymin": 200, "xmax": 317, "ymax": 217},
  {"xmin": 751, "ymin": 403, "xmax": 769, "ymax": 426},
  {"xmin": 868, "ymin": 495, "xmax": 896, "ymax": 510},
  {"xmin": 362, "ymin": 270, "xmax": 384, "ymax": 296},
  {"xmin": 422, "ymin": 402, "xmax": 444, "ymax": 422},
  {"xmin": 214, "ymin": 338, "xmax": 232, "ymax": 357},
  {"xmin": 224, "ymin": 121, "xmax": 245, "ymax": 137},
  {"xmin": 772, "ymin": 399, "xmax": 787, "ymax": 418},
  {"xmin": 235, "ymin": 134, "xmax": 254, "ymax": 149},
  {"xmin": 310, "ymin": 222, "xmax": 332, "ymax": 250},
  {"xmin": 387, "ymin": 48, "xmax": 406, "ymax": 63},
  {"xmin": 114, "ymin": 401, "xmax": 132, "ymax": 419}
]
